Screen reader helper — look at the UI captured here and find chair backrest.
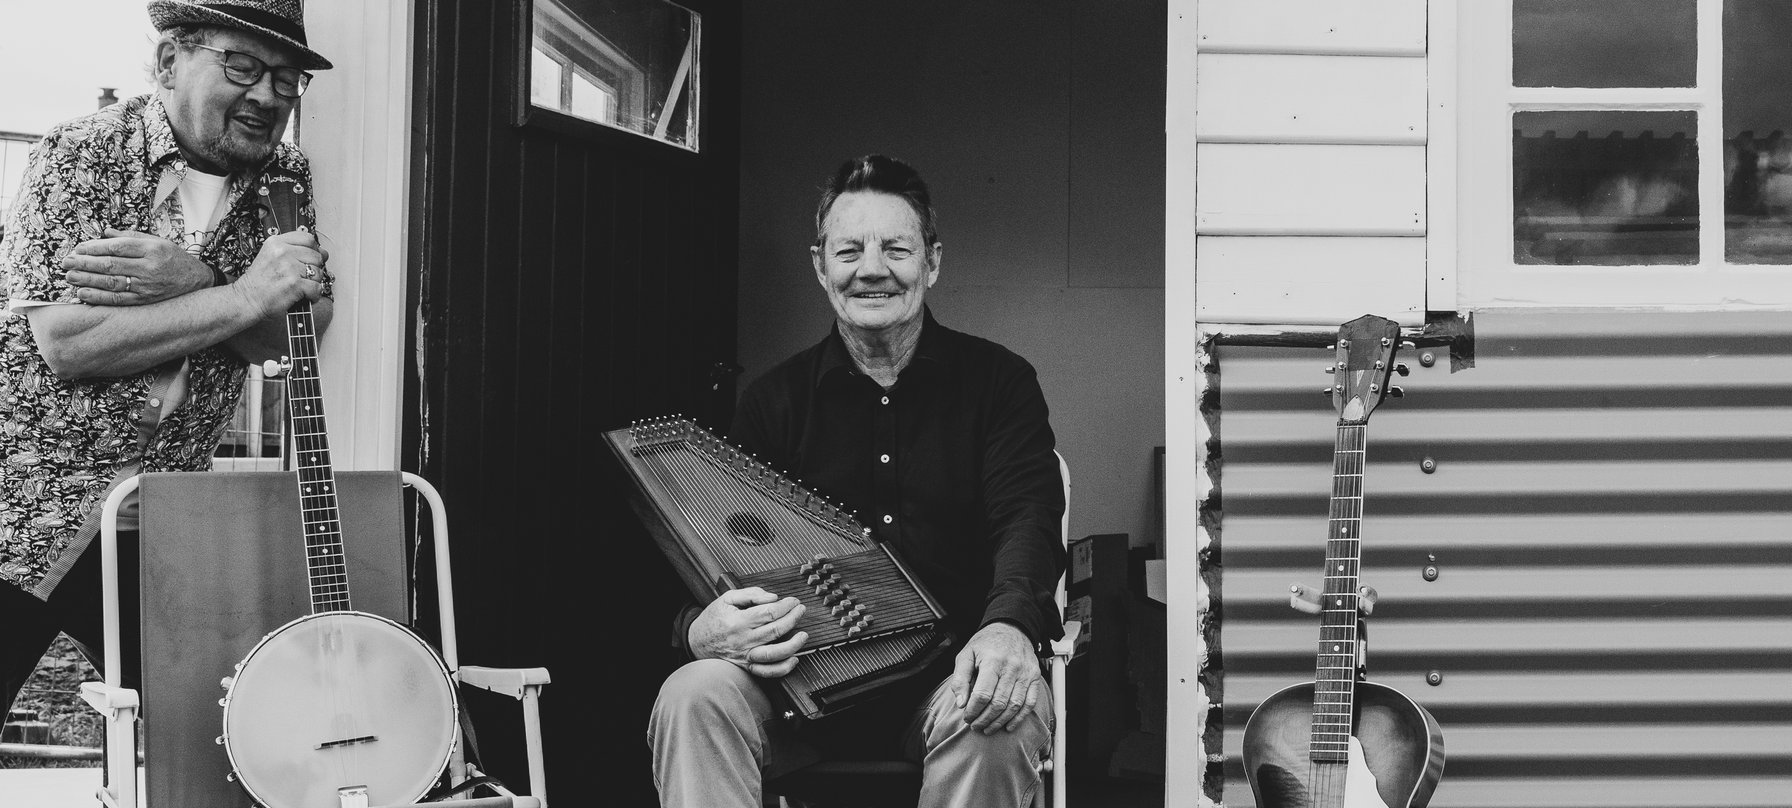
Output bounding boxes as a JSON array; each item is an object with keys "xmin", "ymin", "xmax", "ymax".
[{"xmin": 136, "ymin": 470, "xmax": 411, "ymax": 808}]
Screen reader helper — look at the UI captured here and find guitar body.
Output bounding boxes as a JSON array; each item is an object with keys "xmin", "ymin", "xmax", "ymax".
[
  {"xmin": 1242, "ymin": 681, "xmax": 1445, "ymax": 808},
  {"xmin": 222, "ymin": 610, "xmax": 459, "ymax": 807}
]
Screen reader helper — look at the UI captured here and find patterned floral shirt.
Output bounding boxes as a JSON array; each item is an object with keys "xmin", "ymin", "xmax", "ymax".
[{"xmin": 0, "ymin": 94, "xmax": 317, "ymax": 598}]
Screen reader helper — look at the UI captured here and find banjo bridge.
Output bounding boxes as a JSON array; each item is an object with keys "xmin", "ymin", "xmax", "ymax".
[{"xmin": 317, "ymin": 734, "xmax": 379, "ymax": 750}]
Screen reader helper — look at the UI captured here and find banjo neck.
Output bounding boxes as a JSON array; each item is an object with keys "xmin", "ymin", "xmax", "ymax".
[
  {"xmin": 282, "ymin": 301, "xmax": 350, "ymax": 615},
  {"xmin": 253, "ymin": 170, "xmax": 348, "ymax": 615},
  {"xmin": 255, "ymin": 169, "xmax": 349, "ymax": 616}
]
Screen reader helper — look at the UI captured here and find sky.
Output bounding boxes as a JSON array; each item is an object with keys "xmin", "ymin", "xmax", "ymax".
[
  {"xmin": 0, "ymin": 0, "xmax": 158, "ymax": 214},
  {"xmin": 0, "ymin": 0, "xmax": 158, "ymax": 135}
]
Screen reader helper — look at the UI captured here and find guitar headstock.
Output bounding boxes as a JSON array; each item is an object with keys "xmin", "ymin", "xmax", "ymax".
[{"xmin": 1326, "ymin": 314, "xmax": 1409, "ymax": 424}]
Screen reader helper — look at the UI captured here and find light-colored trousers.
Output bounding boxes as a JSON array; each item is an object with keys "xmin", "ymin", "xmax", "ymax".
[{"xmin": 648, "ymin": 658, "xmax": 1054, "ymax": 808}]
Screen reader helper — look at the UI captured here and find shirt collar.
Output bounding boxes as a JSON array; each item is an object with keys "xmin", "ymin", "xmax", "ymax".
[
  {"xmin": 816, "ymin": 307, "xmax": 947, "ymax": 389},
  {"xmin": 144, "ymin": 95, "xmax": 182, "ymax": 170}
]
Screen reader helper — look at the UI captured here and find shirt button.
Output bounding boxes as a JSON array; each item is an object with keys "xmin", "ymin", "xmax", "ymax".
[
  {"xmin": 879, "ymin": 454, "xmax": 890, "ymax": 464},
  {"xmin": 880, "ymin": 396, "xmax": 890, "ymax": 405},
  {"xmin": 147, "ymin": 397, "xmax": 162, "ymax": 408},
  {"xmin": 882, "ymin": 514, "xmax": 893, "ymax": 524}
]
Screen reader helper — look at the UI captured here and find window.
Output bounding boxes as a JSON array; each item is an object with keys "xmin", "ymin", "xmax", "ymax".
[
  {"xmin": 523, "ymin": 0, "xmax": 700, "ymax": 151},
  {"xmin": 213, "ymin": 365, "xmax": 287, "ymax": 471},
  {"xmin": 1455, "ymin": 0, "xmax": 1792, "ymax": 307}
]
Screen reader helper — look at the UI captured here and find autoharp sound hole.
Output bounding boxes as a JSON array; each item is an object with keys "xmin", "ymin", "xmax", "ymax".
[{"xmin": 728, "ymin": 511, "xmax": 774, "ymax": 546}]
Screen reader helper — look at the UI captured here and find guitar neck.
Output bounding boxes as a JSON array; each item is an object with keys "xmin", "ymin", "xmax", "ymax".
[
  {"xmin": 1311, "ymin": 420, "xmax": 1366, "ymax": 763},
  {"xmin": 283, "ymin": 302, "xmax": 350, "ymax": 614}
]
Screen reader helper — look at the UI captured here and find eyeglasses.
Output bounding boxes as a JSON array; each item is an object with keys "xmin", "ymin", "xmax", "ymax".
[{"xmin": 187, "ymin": 42, "xmax": 312, "ymax": 99}]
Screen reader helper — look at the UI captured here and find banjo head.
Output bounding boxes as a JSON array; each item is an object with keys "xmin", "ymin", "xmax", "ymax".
[{"xmin": 222, "ymin": 611, "xmax": 458, "ymax": 808}]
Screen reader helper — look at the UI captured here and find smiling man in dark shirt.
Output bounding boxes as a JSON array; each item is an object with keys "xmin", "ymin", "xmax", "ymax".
[{"xmin": 648, "ymin": 154, "xmax": 1066, "ymax": 808}]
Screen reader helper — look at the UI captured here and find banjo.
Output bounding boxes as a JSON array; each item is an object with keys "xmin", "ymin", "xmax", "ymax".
[{"xmin": 218, "ymin": 171, "xmax": 459, "ymax": 807}]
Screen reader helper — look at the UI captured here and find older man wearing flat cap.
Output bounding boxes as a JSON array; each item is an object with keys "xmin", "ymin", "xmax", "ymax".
[{"xmin": 0, "ymin": 0, "xmax": 336, "ymax": 719}]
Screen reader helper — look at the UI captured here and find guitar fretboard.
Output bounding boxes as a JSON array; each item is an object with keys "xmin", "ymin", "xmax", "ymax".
[
  {"xmin": 1310, "ymin": 422, "xmax": 1365, "ymax": 763},
  {"xmin": 285, "ymin": 303, "xmax": 349, "ymax": 613}
]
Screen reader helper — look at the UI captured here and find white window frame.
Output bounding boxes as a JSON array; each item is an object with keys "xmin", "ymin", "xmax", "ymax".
[
  {"xmin": 527, "ymin": 0, "xmax": 699, "ymax": 152},
  {"xmin": 1453, "ymin": 0, "xmax": 1792, "ymax": 309}
]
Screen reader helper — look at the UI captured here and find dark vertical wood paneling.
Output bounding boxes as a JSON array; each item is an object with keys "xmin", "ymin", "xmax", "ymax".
[{"xmin": 407, "ymin": 1, "xmax": 740, "ymax": 802}]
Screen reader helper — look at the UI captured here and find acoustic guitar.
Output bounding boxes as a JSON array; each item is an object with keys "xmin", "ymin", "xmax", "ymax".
[
  {"xmin": 1241, "ymin": 314, "xmax": 1445, "ymax": 808},
  {"xmin": 217, "ymin": 172, "xmax": 460, "ymax": 807}
]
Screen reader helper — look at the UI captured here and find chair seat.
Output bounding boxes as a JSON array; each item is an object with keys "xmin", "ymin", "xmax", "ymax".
[{"xmin": 765, "ymin": 759, "xmax": 921, "ymax": 808}]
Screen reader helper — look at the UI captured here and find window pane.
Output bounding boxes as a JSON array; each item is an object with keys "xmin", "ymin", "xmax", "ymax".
[
  {"xmin": 530, "ymin": 45, "xmax": 562, "ymax": 109},
  {"xmin": 1514, "ymin": 111, "xmax": 1699, "ymax": 265},
  {"xmin": 1513, "ymin": 0, "xmax": 1696, "ymax": 88},
  {"xmin": 570, "ymin": 71, "xmax": 616, "ymax": 124},
  {"xmin": 1723, "ymin": 0, "xmax": 1792, "ymax": 264}
]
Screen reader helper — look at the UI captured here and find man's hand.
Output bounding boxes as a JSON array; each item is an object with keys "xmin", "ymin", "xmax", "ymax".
[
  {"xmin": 63, "ymin": 229, "xmax": 214, "ymax": 305},
  {"xmin": 228, "ymin": 230, "xmax": 331, "ymax": 319},
  {"xmin": 688, "ymin": 587, "xmax": 809, "ymax": 678},
  {"xmin": 948, "ymin": 621, "xmax": 1043, "ymax": 734}
]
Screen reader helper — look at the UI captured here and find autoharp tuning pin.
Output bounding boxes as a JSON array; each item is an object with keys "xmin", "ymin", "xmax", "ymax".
[
  {"xmin": 1394, "ymin": 363, "xmax": 1411, "ymax": 376},
  {"xmin": 1388, "ymin": 386, "xmax": 1405, "ymax": 398},
  {"xmin": 1401, "ymin": 340, "xmax": 1417, "ymax": 350},
  {"xmin": 1324, "ymin": 364, "xmax": 1336, "ymax": 374}
]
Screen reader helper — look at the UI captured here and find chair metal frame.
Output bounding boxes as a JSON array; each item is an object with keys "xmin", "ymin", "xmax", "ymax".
[
  {"xmin": 768, "ymin": 450, "xmax": 1081, "ymax": 808},
  {"xmin": 79, "ymin": 471, "xmax": 551, "ymax": 808}
]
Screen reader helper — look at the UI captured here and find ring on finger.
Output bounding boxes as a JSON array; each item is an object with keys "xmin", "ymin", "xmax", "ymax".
[
  {"xmin": 302, "ymin": 263, "xmax": 316, "ymax": 280},
  {"xmin": 123, "ymin": 276, "xmax": 133, "ymax": 292}
]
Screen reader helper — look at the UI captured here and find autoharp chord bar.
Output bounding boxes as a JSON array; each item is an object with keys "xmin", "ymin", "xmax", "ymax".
[{"xmin": 737, "ymin": 549, "xmax": 939, "ymax": 648}]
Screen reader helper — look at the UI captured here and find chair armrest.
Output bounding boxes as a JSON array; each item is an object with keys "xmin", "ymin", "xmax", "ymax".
[
  {"xmin": 1048, "ymin": 620, "xmax": 1083, "ymax": 661},
  {"xmin": 458, "ymin": 666, "xmax": 552, "ymax": 700},
  {"xmin": 79, "ymin": 681, "xmax": 139, "ymax": 715}
]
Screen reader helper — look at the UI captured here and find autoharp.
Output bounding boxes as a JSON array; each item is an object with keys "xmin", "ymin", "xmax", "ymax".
[{"xmin": 603, "ymin": 416, "xmax": 953, "ymax": 719}]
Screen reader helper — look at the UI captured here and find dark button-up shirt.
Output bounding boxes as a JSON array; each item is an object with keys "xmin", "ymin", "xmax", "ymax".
[{"xmin": 728, "ymin": 309, "xmax": 1066, "ymax": 649}]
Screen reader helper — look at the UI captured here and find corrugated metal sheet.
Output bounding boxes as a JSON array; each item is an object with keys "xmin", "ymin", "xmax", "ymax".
[{"xmin": 1214, "ymin": 310, "xmax": 1792, "ymax": 808}]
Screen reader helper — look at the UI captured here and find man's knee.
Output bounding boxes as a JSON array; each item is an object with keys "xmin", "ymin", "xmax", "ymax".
[
  {"xmin": 655, "ymin": 658, "xmax": 762, "ymax": 719},
  {"xmin": 921, "ymin": 680, "xmax": 1054, "ymax": 757}
]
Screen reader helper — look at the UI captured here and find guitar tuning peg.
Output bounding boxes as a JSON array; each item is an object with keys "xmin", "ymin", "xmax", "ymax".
[
  {"xmin": 1387, "ymin": 386, "xmax": 1405, "ymax": 398},
  {"xmin": 1394, "ymin": 363, "xmax": 1411, "ymax": 376}
]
